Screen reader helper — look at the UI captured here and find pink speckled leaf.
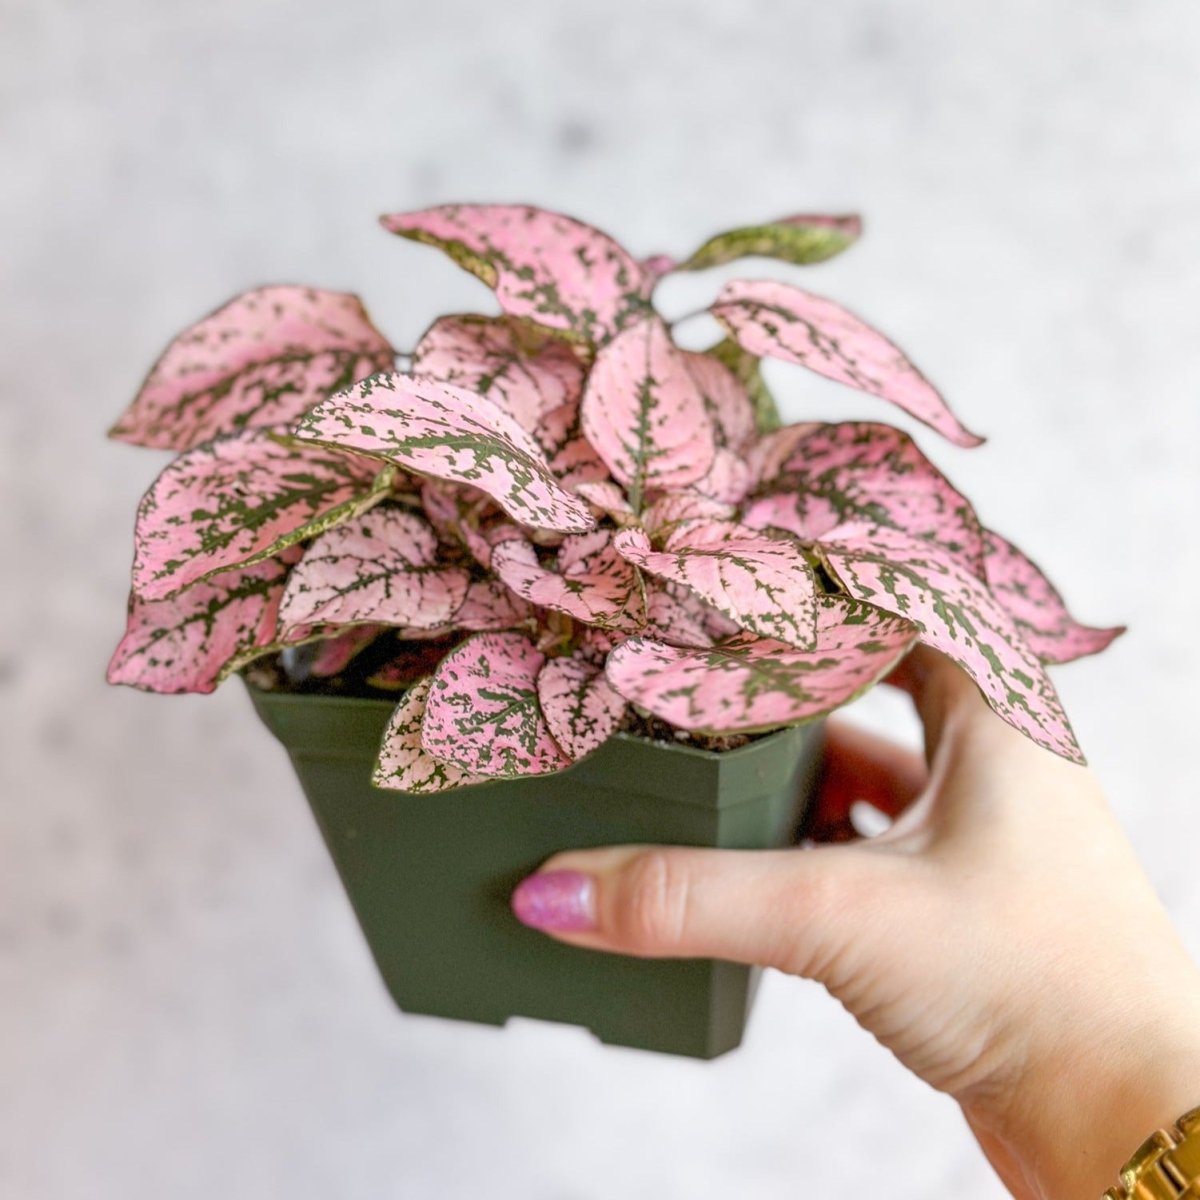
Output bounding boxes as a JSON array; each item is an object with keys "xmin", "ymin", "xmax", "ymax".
[
  {"xmin": 131, "ymin": 428, "xmax": 395, "ymax": 601},
  {"xmin": 422, "ymin": 632, "xmax": 570, "ymax": 778},
  {"xmin": 109, "ymin": 287, "xmax": 395, "ymax": 451},
  {"xmin": 537, "ymin": 651, "xmax": 627, "ymax": 760},
  {"xmin": 712, "ymin": 280, "xmax": 984, "ymax": 448},
  {"xmin": 643, "ymin": 582, "xmax": 717, "ymax": 649},
  {"xmin": 823, "ymin": 523, "xmax": 1084, "ymax": 763},
  {"xmin": 641, "ymin": 493, "xmax": 736, "ymax": 538},
  {"xmin": 294, "ymin": 373, "xmax": 594, "ymax": 533},
  {"xmin": 678, "ymin": 214, "xmax": 863, "ymax": 272},
  {"xmin": 580, "ymin": 315, "xmax": 716, "ymax": 508},
  {"xmin": 381, "ymin": 204, "xmax": 649, "ymax": 342},
  {"xmin": 373, "ymin": 677, "xmax": 487, "ymax": 794},
  {"xmin": 412, "ymin": 314, "xmax": 586, "ymax": 435},
  {"xmin": 491, "ymin": 529, "xmax": 645, "ymax": 630},
  {"xmin": 606, "ymin": 595, "xmax": 918, "ymax": 734},
  {"xmin": 575, "ymin": 481, "xmax": 635, "ymax": 521},
  {"xmin": 278, "ymin": 507, "xmax": 471, "ymax": 635},
  {"xmin": 108, "ymin": 556, "xmax": 293, "ymax": 695},
  {"xmin": 613, "ymin": 522, "xmax": 818, "ymax": 650},
  {"xmin": 682, "ymin": 351, "xmax": 756, "ymax": 451},
  {"xmin": 453, "ymin": 578, "xmax": 535, "ymax": 632},
  {"xmin": 691, "ymin": 447, "xmax": 753, "ymax": 504},
  {"xmin": 533, "ymin": 396, "xmax": 610, "ymax": 491},
  {"xmin": 743, "ymin": 422, "xmax": 985, "ymax": 571},
  {"xmin": 983, "ymin": 531, "xmax": 1125, "ymax": 665}
]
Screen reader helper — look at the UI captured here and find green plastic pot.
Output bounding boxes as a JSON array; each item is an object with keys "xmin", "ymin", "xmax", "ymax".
[{"xmin": 247, "ymin": 682, "xmax": 824, "ymax": 1059}]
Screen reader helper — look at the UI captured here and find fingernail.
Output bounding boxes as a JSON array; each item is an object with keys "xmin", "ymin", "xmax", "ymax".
[{"xmin": 511, "ymin": 870, "xmax": 597, "ymax": 932}]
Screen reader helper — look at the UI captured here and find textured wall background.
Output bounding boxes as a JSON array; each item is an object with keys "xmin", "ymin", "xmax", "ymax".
[{"xmin": 4, "ymin": 2, "xmax": 1200, "ymax": 1196}]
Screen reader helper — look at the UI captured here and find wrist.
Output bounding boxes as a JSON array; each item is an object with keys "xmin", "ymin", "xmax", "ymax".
[{"xmin": 980, "ymin": 998, "xmax": 1200, "ymax": 1200}]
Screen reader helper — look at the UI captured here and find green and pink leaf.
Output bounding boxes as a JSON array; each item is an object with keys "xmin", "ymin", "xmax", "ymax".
[{"xmin": 537, "ymin": 651, "xmax": 626, "ymax": 759}]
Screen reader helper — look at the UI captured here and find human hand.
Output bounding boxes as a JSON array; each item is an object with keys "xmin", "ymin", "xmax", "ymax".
[{"xmin": 511, "ymin": 647, "xmax": 1200, "ymax": 1200}]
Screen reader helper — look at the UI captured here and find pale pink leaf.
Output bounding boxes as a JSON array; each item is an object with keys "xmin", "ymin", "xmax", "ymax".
[
  {"xmin": 373, "ymin": 677, "xmax": 488, "ymax": 793},
  {"xmin": 712, "ymin": 280, "xmax": 984, "ymax": 448},
  {"xmin": 131, "ymin": 428, "xmax": 395, "ymax": 601},
  {"xmin": 983, "ymin": 531, "xmax": 1125, "ymax": 665},
  {"xmin": 491, "ymin": 529, "xmax": 645, "ymax": 630},
  {"xmin": 743, "ymin": 421, "xmax": 985, "ymax": 571},
  {"xmin": 575, "ymin": 481, "xmax": 635, "ymax": 521},
  {"xmin": 537, "ymin": 652, "xmax": 627, "ymax": 760},
  {"xmin": 641, "ymin": 493, "xmax": 737, "ymax": 538},
  {"xmin": 534, "ymin": 397, "xmax": 610, "ymax": 491},
  {"xmin": 108, "ymin": 556, "xmax": 293, "ymax": 695},
  {"xmin": 278, "ymin": 507, "xmax": 471, "ymax": 635},
  {"xmin": 452, "ymin": 577, "xmax": 536, "ymax": 632},
  {"xmin": 643, "ymin": 583, "xmax": 716, "ymax": 649},
  {"xmin": 381, "ymin": 204, "xmax": 649, "ymax": 341},
  {"xmin": 613, "ymin": 523, "xmax": 818, "ymax": 650},
  {"xmin": 690, "ymin": 447, "xmax": 753, "ymax": 504},
  {"xmin": 823, "ymin": 523, "xmax": 1084, "ymax": 763},
  {"xmin": 682, "ymin": 351, "xmax": 756, "ymax": 451},
  {"xmin": 677, "ymin": 214, "xmax": 863, "ymax": 272},
  {"xmin": 422, "ymin": 632, "xmax": 571, "ymax": 778},
  {"xmin": 294, "ymin": 373, "xmax": 595, "ymax": 533},
  {"xmin": 580, "ymin": 314, "xmax": 716, "ymax": 506},
  {"xmin": 605, "ymin": 596, "xmax": 918, "ymax": 734},
  {"xmin": 109, "ymin": 287, "xmax": 395, "ymax": 451},
  {"xmin": 412, "ymin": 314, "xmax": 585, "ymax": 436}
]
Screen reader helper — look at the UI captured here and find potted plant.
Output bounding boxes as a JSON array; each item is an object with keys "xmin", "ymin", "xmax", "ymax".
[{"xmin": 107, "ymin": 204, "xmax": 1122, "ymax": 1058}]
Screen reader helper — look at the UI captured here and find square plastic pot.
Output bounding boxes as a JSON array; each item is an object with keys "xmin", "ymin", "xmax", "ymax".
[{"xmin": 246, "ymin": 682, "xmax": 824, "ymax": 1059}]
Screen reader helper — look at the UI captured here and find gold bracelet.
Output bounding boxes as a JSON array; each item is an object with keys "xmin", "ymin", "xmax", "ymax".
[{"xmin": 1105, "ymin": 1105, "xmax": 1200, "ymax": 1198}]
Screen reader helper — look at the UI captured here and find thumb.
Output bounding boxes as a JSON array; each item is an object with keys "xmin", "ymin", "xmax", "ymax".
[{"xmin": 511, "ymin": 841, "xmax": 917, "ymax": 979}]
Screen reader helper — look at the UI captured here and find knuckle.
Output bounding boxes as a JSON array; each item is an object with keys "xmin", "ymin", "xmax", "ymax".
[{"xmin": 614, "ymin": 849, "xmax": 693, "ymax": 955}]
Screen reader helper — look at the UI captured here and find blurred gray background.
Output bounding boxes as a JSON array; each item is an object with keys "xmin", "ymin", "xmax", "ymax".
[{"xmin": 4, "ymin": 2, "xmax": 1200, "ymax": 1196}]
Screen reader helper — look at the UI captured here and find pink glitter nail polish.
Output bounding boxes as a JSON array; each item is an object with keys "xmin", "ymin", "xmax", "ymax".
[{"xmin": 511, "ymin": 870, "xmax": 597, "ymax": 932}]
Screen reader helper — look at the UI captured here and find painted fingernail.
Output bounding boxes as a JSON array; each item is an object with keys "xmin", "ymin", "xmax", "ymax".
[{"xmin": 511, "ymin": 870, "xmax": 597, "ymax": 932}]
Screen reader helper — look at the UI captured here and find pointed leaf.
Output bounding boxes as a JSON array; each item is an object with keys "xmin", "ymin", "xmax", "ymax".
[
  {"xmin": 110, "ymin": 287, "xmax": 395, "ymax": 451},
  {"xmin": 712, "ymin": 280, "xmax": 984, "ymax": 447},
  {"xmin": 677, "ymin": 214, "xmax": 863, "ymax": 272},
  {"xmin": 537, "ymin": 652, "xmax": 626, "ymax": 759},
  {"xmin": 131, "ymin": 429, "xmax": 394, "ymax": 601},
  {"xmin": 580, "ymin": 315, "xmax": 716, "ymax": 507},
  {"xmin": 422, "ymin": 632, "xmax": 570, "ymax": 777},
  {"xmin": 491, "ymin": 530, "xmax": 645, "ymax": 630},
  {"xmin": 294, "ymin": 372, "xmax": 595, "ymax": 533},
  {"xmin": 412, "ymin": 314, "xmax": 585, "ymax": 436},
  {"xmin": 278, "ymin": 507, "xmax": 471, "ymax": 635},
  {"xmin": 682, "ymin": 351, "xmax": 756, "ymax": 450},
  {"xmin": 605, "ymin": 596, "xmax": 918, "ymax": 734},
  {"xmin": 108, "ymin": 556, "xmax": 294, "ymax": 694},
  {"xmin": 708, "ymin": 337, "xmax": 782, "ymax": 433},
  {"xmin": 983, "ymin": 531, "xmax": 1125, "ymax": 664},
  {"xmin": 613, "ymin": 522, "xmax": 818, "ymax": 649},
  {"xmin": 381, "ymin": 204, "xmax": 650, "ymax": 341},
  {"xmin": 743, "ymin": 422, "xmax": 985, "ymax": 571},
  {"xmin": 373, "ymin": 677, "xmax": 488, "ymax": 793},
  {"xmin": 823, "ymin": 523, "xmax": 1084, "ymax": 763},
  {"xmin": 575, "ymin": 481, "xmax": 635, "ymax": 521}
]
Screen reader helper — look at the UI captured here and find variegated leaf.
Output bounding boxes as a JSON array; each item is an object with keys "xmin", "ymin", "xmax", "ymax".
[
  {"xmin": 278, "ymin": 507, "xmax": 471, "ymax": 635},
  {"xmin": 712, "ymin": 280, "xmax": 984, "ymax": 448},
  {"xmin": 580, "ymin": 314, "xmax": 716, "ymax": 509},
  {"xmin": 822, "ymin": 523, "xmax": 1084, "ymax": 762},
  {"xmin": 641, "ymin": 492, "xmax": 736, "ymax": 537},
  {"xmin": 743, "ymin": 422, "xmax": 985, "ymax": 571},
  {"xmin": 373, "ymin": 677, "xmax": 487, "ymax": 793},
  {"xmin": 491, "ymin": 529, "xmax": 645, "ymax": 629},
  {"xmin": 682, "ymin": 350, "xmax": 756, "ymax": 451},
  {"xmin": 613, "ymin": 522, "xmax": 818, "ymax": 650},
  {"xmin": 537, "ymin": 651, "xmax": 627, "ymax": 759},
  {"xmin": 294, "ymin": 373, "xmax": 595, "ymax": 533},
  {"xmin": 108, "ymin": 556, "xmax": 294, "ymax": 694},
  {"xmin": 381, "ymin": 204, "xmax": 650, "ymax": 342},
  {"xmin": 422, "ymin": 632, "xmax": 570, "ymax": 777},
  {"xmin": 109, "ymin": 287, "xmax": 395, "ymax": 451},
  {"xmin": 412, "ymin": 314, "xmax": 585, "ymax": 436},
  {"xmin": 453, "ymin": 577, "xmax": 535, "ymax": 632},
  {"xmin": 708, "ymin": 337, "xmax": 783, "ymax": 433},
  {"xmin": 605, "ymin": 595, "xmax": 918, "ymax": 734},
  {"xmin": 983, "ymin": 531, "xmax": 1125, "ymax": 665},
  {"xmin": 131, "ymin": 428, "xmax": 394, "ymax": 601},
  {"xmin": 643, "ymin": 582, "xmax": 716, "ymax": 649},
  {"xmin": 677, "ymin": 214, "xmax": 863, "ymax": 272},
  {"xmin": 691, "ymin": 447, "xmax": 753, "ymax": 504},
  {"xmin": 534, "ymin": 397, "xmax": 610, "ymax": 491},
  {"xmin": 575, "ymin": 481, "xmax": 635, "ymax": 521}
]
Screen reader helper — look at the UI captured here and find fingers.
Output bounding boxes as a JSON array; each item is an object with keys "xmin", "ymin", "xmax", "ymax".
[
  {"xmin": 806, "ymin": 720, "xmax": 928, "ymax": 843},
  {"xmin": 511, "ymin": 841, "xmax": 914, "ymax": 979}
]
